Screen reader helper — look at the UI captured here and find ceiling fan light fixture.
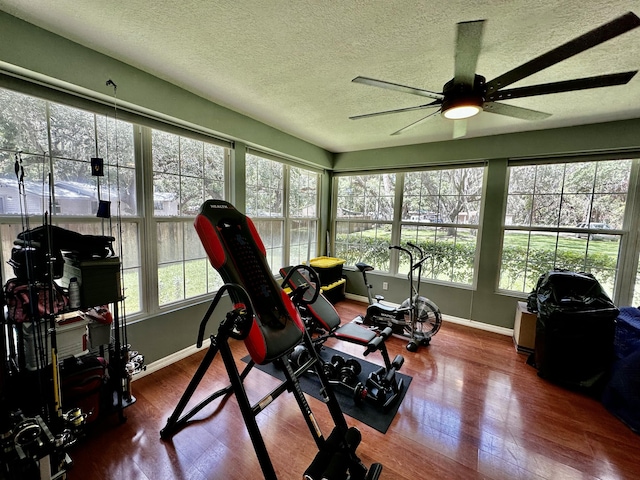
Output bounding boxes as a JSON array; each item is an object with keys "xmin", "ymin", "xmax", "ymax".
[
  {"xmin": 441, "ymin": 93, "xmax": 483, "ymax": 119},
  {"xmin": 442, "ymin": 104, "xmax": 482, "ymax": 119}
]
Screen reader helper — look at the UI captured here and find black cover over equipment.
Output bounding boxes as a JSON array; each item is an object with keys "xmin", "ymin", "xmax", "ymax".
[{"xmin": 532, "ymin": 270, "xmax": 619, "ymax": 392}]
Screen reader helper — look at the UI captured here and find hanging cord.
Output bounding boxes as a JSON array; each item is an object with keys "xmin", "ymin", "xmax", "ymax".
[
  {"xmin": 14, "ymin": 152, "xmax": 28, "ymax": 236},
  {"xmin": 106, "ymin": 79, "xmax": 130, "ymax": 368}
]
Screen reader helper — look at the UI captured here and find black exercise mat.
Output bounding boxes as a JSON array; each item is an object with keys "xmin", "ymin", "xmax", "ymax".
[{"xmin": 242, "ymin": 346, "xmax": 411, "ymax": 434}]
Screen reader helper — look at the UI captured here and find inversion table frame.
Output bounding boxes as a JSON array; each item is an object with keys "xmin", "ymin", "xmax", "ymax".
[{"xmin": 160, "ymin": 199, "xmax": 382, "ymax": 480}]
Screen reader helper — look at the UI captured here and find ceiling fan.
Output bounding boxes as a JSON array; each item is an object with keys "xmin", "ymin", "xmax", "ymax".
[{"xmin": 350, "ymin": 12, "xmax": 640, "ymax": 137}]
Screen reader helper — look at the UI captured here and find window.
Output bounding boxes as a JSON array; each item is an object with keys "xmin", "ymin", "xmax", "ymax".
[
  {"xmin": 288, "ymin": 166, "xmax": 319, "ymax": 267},
  {"xmin": 400, "ymin": 167, "xmax": 483, "ymax": 284},
  {"xmin": 151, "ymin": 130, "xmax": 227, "ymax": 306},
  {"xmin": 334, "ymin": 173, "xmax": 396, "ymax": 270},
  {"xmin": 333, "ymin": 168, "xmax": 484, "ymax": 284},
  {"xmin": 246, "ymin": 154, "xmax": 284, "ymax": 271},
  {"xmin": 0, "ymin": 88, "xmax": 141, "ymax": 314},
  {"xmin": 0, "ymin": 84, "xmax": 324, "ymax": 315},
  {"xmin": 246, "ymin": 153, "xmax": 319, "ymax": 272},
  {"xmin": 499, "ymin": 160, "xmax": 633, "ymax": 296}
]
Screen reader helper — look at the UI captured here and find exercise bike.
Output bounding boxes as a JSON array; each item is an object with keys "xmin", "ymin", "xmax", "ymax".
[{"xmin": 354, "ymin": 242, "xmax": 442, "ymax": 352}]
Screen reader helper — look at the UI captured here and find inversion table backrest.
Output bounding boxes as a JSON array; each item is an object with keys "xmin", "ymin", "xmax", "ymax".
[{"xmin": 194, "ymin": 199, "xmax": 304, "ymax": 364}]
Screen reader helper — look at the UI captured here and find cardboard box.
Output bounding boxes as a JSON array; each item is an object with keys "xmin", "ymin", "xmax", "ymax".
[{"xmin": 514, "ymin": 301, "xmax": 537, "ymax": 354}]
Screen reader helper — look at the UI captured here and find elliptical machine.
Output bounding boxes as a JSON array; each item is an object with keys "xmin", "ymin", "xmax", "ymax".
[{"xmin": 354, "ymin": 242, "xmax": 442, "ymax": 352}]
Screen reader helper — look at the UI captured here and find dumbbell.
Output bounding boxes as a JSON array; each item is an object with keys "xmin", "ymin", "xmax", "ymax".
[
  {"xmin": 323, "ymin": 355, "xmax": 345, "ymax": 380},
  {"xmin": 339, "ymin": 358, "xmax": 362, "ymax": 386}
]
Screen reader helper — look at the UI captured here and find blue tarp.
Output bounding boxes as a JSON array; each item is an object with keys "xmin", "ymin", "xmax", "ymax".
[{"xmin": 603, "ymin": 307, "xmax": 640, "ymax": 434}]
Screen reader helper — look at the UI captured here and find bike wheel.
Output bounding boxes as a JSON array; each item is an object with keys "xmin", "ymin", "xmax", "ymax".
[{"xmin": 401, "ymin": 295, "xmax": 442, "ymax": 341}]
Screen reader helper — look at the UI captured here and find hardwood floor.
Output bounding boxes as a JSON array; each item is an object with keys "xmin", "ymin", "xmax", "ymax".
[{"xmin": 67, "ymin": 299, "xmax": 640, "ymax": 479}]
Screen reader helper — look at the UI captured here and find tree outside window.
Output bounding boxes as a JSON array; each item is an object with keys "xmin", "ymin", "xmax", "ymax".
[{"xmin": 0, "ymin": 88, "xmax": 140, "ymax": 313}]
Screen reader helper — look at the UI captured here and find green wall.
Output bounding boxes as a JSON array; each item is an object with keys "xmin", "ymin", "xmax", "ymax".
[
  {"xmin": 334, "ymin": 122, "xmax": 640, "ymax": 329},
  {"xmin": 0, "ymin": 11, "xmax": 334, "ymax": 364},
  {"xmin": 1, "ymin": 10, "xmax": 639, "ymax": 363},
  {"xmin": 333, "ymin": 120, "xmax": 640, "ymax": 171}
]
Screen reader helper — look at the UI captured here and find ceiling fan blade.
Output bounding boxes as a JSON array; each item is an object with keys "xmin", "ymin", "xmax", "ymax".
[
  {"xmin": 485, "ymin": 12, "xmax": 640, "ymax": 93},
  {"xmin": 349, "ymin": 101, "xmax": 441, "ymax": 120},
  {"xmin": 452, "ymin": 119, "xmax": 468, "ymax": 139},
  {"xmin": 352, "ymin": 76, "xmax": 444, "ymax": 100},
  {"xmin": 487, "ymin": 71, "xmax": 638, "ymax": 101},
  {"xmin": 390, "ymin": 110, "xmax": 441, "ymax": 135},
  {"xmin": 454, "ymin": 20, "xmax": 485, "ymax": 85},
  {"xmin": 483, "ymin": 102, "xmax": 552, "ymax": 120}
]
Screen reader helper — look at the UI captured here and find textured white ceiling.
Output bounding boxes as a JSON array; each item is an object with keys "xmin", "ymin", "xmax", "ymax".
[{"xmin": 1, "ymin": 0, "xmax": 639, "ymax": 152}]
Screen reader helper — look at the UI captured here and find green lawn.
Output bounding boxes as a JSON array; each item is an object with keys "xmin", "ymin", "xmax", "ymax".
[{"xmin": 502, "ymin": 231, "xmax": 619, "ymax": 257}]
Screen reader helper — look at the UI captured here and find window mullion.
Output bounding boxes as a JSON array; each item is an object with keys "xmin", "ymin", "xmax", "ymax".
[
  {"xmin": 614, "ymin": 158, "xmax": 640, "ymax": 305},
  {"xmin": 283, "ymin": 164, "xmax": 290, "ymax": 266},
  {"xmin": 140, "ymin": 126, "xmax": 158, "ymax": 313},
  {"xmin": 45, "ymin": 102, "xmax": 56, "ymax": 216},
  {"xmin": 390, "ymin": 172, "xmax": 404, "ymax": 274}
]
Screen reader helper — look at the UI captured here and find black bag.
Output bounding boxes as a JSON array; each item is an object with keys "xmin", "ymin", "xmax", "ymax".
[
  {"xmin": 8, "ymin": 245, "xmax": 65, "ymax": 280},
  {"xmin": 17, "ymin": 225, "xmax": 115, "ymax": 260}
]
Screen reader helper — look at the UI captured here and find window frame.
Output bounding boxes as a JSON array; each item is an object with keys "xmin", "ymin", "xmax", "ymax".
[
  {"xmin": 0, "ymin": 89, "xmax": 143, "ymax": 315},
  {"xmin": 332, "ymin": 165, "xmax": 485, "ymax": 287},
  {"xmin": 332, "ymin": 172, "xmax": 397, "ymax": 272},
  {"xmin": 147, "ymin": 126, "xmax": 231, "ymax": 311},
  {"xmin": 499, "ymin": 156, "xmax": 640, "ymax": 305},
  {"xmin": 0, "ymin": 82, "xmax": 236, "ymax": 318},
  {"xmin": 245, "ymin": 151, "xmax": 321, "ymax": 272}
]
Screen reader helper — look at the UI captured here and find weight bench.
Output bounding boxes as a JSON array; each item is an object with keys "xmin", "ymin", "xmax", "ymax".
[
  {"xmin": 280, "ymin": 265, "xmax": 404, "ymax": 410},
  {"xmin": 161, "ymin": 199, "xmax": 382, "ymax": 480}
]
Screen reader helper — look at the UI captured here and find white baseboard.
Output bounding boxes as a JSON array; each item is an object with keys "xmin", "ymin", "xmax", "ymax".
[
  {"xmin": 345, "ymin": 293, "xmax": 513, "ymax": 337},
  {"xmin": 134, "ymin": 295, "xmax": 513, "ymax": 381},
  {"xmin": 441, "ymin": 314, "xmax": 513, "ymax": 336},
  {"xmin": 132, "ymin": 343, "xmax": 200, "ymax": 382}
]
